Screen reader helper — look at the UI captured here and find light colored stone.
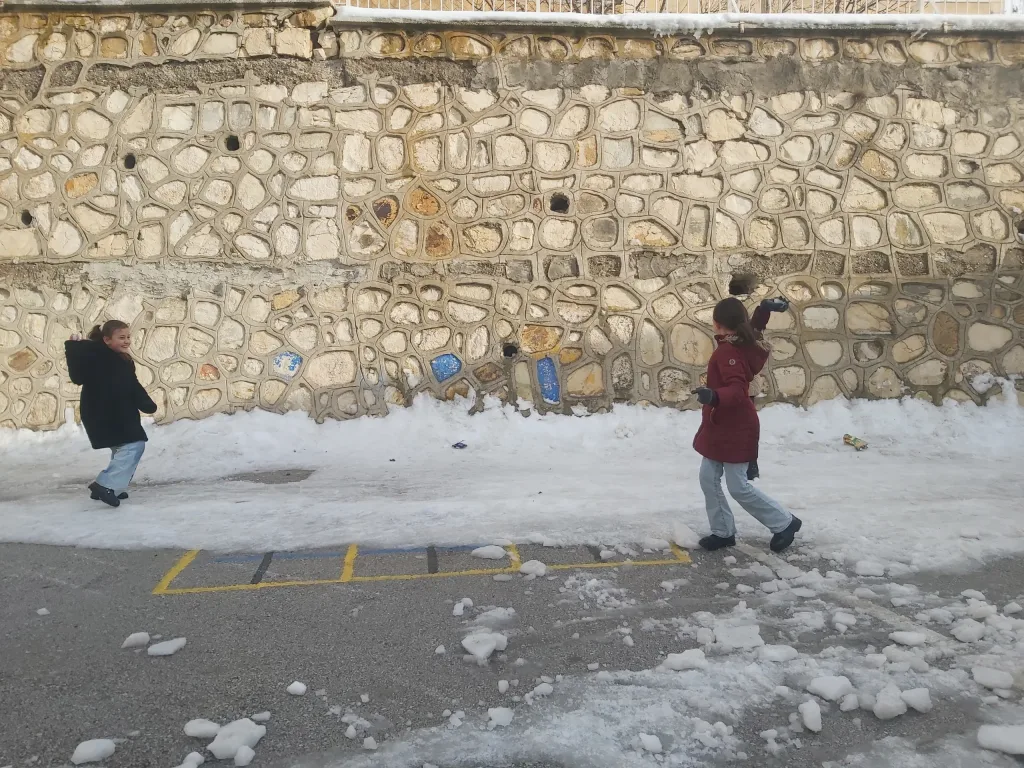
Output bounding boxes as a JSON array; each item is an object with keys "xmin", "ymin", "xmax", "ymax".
[
  {"xmin": 893, "ymin": 335, "xmax": 928, "ymax": 363},
  {"xmin": 706, "ymin": 109, "xmax": 745, "ymax": 141},
  {"xmin": 967, "ymin": 322, "xmax": 1012, "ymax": 352},
  {"xmin": 597, "ymin": 100, "xmax": 641, "ymax": 132},
  {"xmin": 803, "ymin": 306, "xmax": 840, "ymax": 330},
  {"xmin": 907, "ymin": 359, "xmax": 947, "ymax": 386},
  {"xmin": 806, "ymin": 340, "xmax": 843, "ymax": 367},
  {"xmin": 670, "ymin": 324, "xmax": 713, "ymax": 365},
  {"xmin": 922, "ymin": 212, "xmax": 968, "ymax": 244},
  {"xmin": 773, "ymin": 366, "xmax": 807, "ymax": 397}
]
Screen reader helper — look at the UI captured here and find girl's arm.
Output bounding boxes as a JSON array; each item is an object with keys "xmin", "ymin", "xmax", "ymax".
[
  {"xmin": 751, "ymin": 297, "xmax": 790, "ymax": 336},
  {"xmin": 135, "ymin": 382, "xmax": 158, "ymax": 415},
  {"xmin": 64, "ymin": 340, "xmax": 96, "ymax": 386}
]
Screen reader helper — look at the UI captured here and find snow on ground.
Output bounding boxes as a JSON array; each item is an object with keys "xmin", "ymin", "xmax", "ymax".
[{"xmin": 2, "ymin": 393, "xmax": 1024, "ymax": 571}]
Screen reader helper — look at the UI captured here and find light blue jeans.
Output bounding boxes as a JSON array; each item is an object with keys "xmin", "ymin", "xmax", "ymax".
[
  {"xmin": 96, "ymin": 441, "xmax": 146, "ymax": 494},
  {"xmin": 699, "ymin": 458, "xmax": 792, "ymax": 538}
]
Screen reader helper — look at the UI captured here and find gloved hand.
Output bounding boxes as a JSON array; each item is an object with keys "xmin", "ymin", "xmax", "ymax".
[
  {"xmin": 694, "ymin": 387, "xmax": 718, "ymax": 406},
  {"xmin": 760, "ymin": 297, "xmax": 790, "ymax": 313}
]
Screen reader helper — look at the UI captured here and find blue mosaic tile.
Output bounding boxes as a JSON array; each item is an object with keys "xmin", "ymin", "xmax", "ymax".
[
  {"xmin": 537, "ymin": 356, "xmax": 560, "ymax": 404},
  {"xmin": 272, "ymin": 351, "xmax": 303, "ymax": 379},
  {"xmin": 430, "ymin": 353, "xmax": 463, "ymax": 382}
]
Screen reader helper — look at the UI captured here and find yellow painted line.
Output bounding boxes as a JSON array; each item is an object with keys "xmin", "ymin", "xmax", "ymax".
[
  {"xmin": 152, "ymin": 549, "xmax": 200, "ymax": 595},
  {"xmin": 547, "ymin": 558, "xmax": 686, "ymax": 571},
  {"xmin": 506, "ymin": 544, "xmax": 521, "ymax": 566},
  {"xmin": 159, "ymin": 577, "xmax": 345, "ymax": 595},
  {"xmin": 670, "ymin": 543, "xmax": 692, "ymax": 563},
  {"xmin": 340, "ymin": 544, "xmax": 358, "ymax": 582},
  {"xmin": 350, "ymin": 567, "xmax": 516, "ymax": 582}
]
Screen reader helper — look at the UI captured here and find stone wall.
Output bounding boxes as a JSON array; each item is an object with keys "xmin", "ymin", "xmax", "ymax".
[{"xmin": 3, "ymin": 10, "xmax": 1024, "ymax": 429}]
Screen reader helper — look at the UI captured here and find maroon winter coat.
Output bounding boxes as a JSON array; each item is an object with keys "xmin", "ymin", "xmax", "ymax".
[{"xmin": 692, "ymin": 336, "xmax": 770, "ymax": 464}]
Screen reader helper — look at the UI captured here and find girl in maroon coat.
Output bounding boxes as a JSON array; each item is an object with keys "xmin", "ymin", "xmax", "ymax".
[{"xmin": 693, "ymin": 297, "xmax": 802, "ymax": 553}]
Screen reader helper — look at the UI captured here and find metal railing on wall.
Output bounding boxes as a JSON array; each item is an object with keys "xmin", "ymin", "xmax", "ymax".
[{"xmin": 336, "ymin": 0, "xmax": 1010, "ymax": 14}]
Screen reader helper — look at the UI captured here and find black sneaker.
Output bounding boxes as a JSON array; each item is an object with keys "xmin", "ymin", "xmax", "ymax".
[
  {"xmin": 699, "ymin": 534, "xmax": 736, "ymax": 551},
  {"xmin": 117, "ymin": 492, "xmax": 129, "ymax": 500},
  {"xmin": 88, "ymin": 482, "xmax": 121, "ymax": 508},
  {"xmin": 770, "ymin": 516, "xmax": 802, "ymax": 553}
]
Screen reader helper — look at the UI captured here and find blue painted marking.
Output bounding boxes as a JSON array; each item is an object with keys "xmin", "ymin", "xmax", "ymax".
[
  {"xmin": 273, "ymin": 351, "xmax": 303, "ymax": 379},
  {"xmin": 537, "ymin": 356, "xmax": 560, "ymax": 404},
  {"xmin": 430, "ymin": 353, "xmax": 463, "ymax": 383}
]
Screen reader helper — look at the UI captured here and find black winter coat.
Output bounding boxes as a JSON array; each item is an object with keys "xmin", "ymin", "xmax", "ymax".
[{"xmin": 65, "ymin": 340, "xmax": 158, "ymax": 450}]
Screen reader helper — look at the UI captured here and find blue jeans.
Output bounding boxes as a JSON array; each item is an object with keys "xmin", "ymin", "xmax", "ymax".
[
  {"xmin": 96, "ymin": 441, "xmax": 145, "ymax": 494},
  {"xmin": 699, "ymin": 458, "xmax": 792, "ymax": 538}
]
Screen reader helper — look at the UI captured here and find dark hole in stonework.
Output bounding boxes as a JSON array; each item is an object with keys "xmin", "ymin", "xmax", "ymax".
[
  {"xmin": 123, "ymin": 153, "xmax": 136, "ymax": 169},
  {"xmin": 1017, "ymin": 220, "xmax": 1024, "ymax": 242},
  {"xmin": 728, "ymin": 272, "xmax": 758, "ymax": 296},
  {"xmin": 502, "ymin": 343, "xmax": 519, "ymax": 358},
  {"xmin": 20, "ymin": 210, "xmax": 33, "ymax": 226},
  {"xmin": 225, "ymin": 135, "xmax": 241, "ymax": 152},
  {"xmin": 549, "ymin": 193, "xmax": 570, "ymax": 214}
]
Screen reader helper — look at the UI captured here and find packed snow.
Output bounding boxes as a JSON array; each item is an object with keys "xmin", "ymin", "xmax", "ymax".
[
  {"xmin": 147, "ymin": 637, "xmax": 186, "ymax": 657},
  {"xmin": 807, "ymin": 676, "xmax": 854, "ymax": 702},
  {"xmin": 70, "ymin": 739, "xmax": 116, "ymax": 765},
  {"xmin": 207, "ymin": 719, "xmax": 265, "ymax": 760},
  {"xmin": 2, "ymin": 396, "xmax": 1024, "ymax": 574},
  {"xmin": 977, "ymin": 725, "xmax": 1024, "ymax": 755},
  {"xmin": 120, "ymin": 631, "xmax": 150, "ymax": 649}
]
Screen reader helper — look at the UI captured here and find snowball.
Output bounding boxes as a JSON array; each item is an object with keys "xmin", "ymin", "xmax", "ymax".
[
  {"xmin": 207, "ymin": 719, "xmax": 266, "ymax": 760},
  {"xmin": 855, "ymin": 561, "xmax": 886, "ymax": 577},
  {"xmin": 760, "ymin": 644, "xmax": 799, "ymax": 662},
  {"xmin": 287, "ymin": 681, "xmax": 307, "ymax": 696},
  {"xmin": 799, "ymin": 700, "xmax": 822, "ymax": 733},
  {"xmin": 71, "ymin": 739, "xmax": 116, "ymax": 765},
  {"xmin": 888, "ymin": 631, "xmax": 928, "ymax": 647},
  {"xmin": 147, "ymin": 637, "xmax": 187, "ymax": 656},
  {"xmin": 251, "ymin": 712, "xmax": 271, "ymax": 723},
  {"xmin": 872, "ymin": 685, "xmax": 907, "ymax": 720},
  {"xmin": 183, "ymin": 719, "xmax": 221, "ymax": 738},
  {"xmin": 807, "ymin": 676, "xmax": 853, "ymax": 702},
  {"xmin": 977, "ymin": 725, "xmax": 1024, "ymax": 755},
  {"xmin": 121, "ymin": 632, "xmax": 151, "ymax": 649},
  {"xmin": 900, "ymin": 688, "xmax": 933, "ymax": 713},
  {"xmin": 973, "ymin": 667, "xmax": 1015, "ymax": 690},
  {"xmin": 952, "ymin": 619, "xmax": 986, "ymax": 642},
  {"xmin": 638, "ymin": 733, "xmax": 663, "ymax": 753},
  {"xmin": 662, "ymin": 649, "xmax": 707, "ymax": 671},
  {"xmin": 487, "ymin": 707, "xmax": 514, "ymax": 729},
  {"xmin": 471, "ymin": 545, "xmax": 507, "ymax": 560},
  {"xmin": 672, "ymin": 523, "xmax": 701, "ymax": 549},
  {"xmin": 519, "ymin": 560, "xmax": 548, "ymax": 577},
  {"xmin": 234, "ymin": 746, "xmax": 255, "ymax": 767},
  {"xmin": 840, "ymin": 694, "xmax": 860, "ymax": 712},
  {"xmin": 363, "ymin": 736, "xmax": 378, "ymax": 750}
]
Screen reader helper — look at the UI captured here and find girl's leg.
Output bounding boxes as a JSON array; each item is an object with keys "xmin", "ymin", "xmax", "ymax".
[
  {"xmin": 699, "ymin": 458, "xmax": 736, "ymax": 538},
  {"xmin": 722, "ymin": 462, "xmax": 792, "ymax": 533},
  {"xmin": 96, "ymin": 441, "xmax": 146, "ymax": 494}
]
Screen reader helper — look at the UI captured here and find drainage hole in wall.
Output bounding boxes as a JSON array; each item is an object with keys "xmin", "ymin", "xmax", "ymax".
[
  {"xmin": 20, "ymin": 210, "xmax": 33, "ymax": 226},
  {"xmin": 502, "ymin": 343, "xmax": 519, "ymax": 358},
  {"xmin": 123, "ymin": 153, "xmax": 136, "ymax": 169},
  {"xmin": 225, "ymin": 135, "xmax": 241, "ymax": 152},
  {"xmin": 549, "ymin": 193, "xmax": 570, "ymax": 214},
  {"xmin": 728, "ymin": 272, "xmax": 759, "ymax": 296}
]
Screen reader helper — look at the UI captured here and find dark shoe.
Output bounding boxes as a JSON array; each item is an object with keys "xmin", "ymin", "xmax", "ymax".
[
  {"xmin": 770, "ymin": 516, "xmax": 802, "ymax": 553},
  {"xmin": 88, "ymin": 482, "xmax": 120, "ymax": 508},
  {"xmin": 747, "ymin": 459, "xmax": 760, "ymax": 481},
  {"xmin": 699, "ymin": 534, "xmax": 736, "ymax": 551},
  {"xmin": 118, "ymin": 492, "xmax": 129, "ymax": 500}
]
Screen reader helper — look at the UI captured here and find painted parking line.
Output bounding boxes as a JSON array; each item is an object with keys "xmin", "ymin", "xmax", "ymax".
[{"xmin": 153, "ymin": 543, "xmax": 691, "ymax": 596}]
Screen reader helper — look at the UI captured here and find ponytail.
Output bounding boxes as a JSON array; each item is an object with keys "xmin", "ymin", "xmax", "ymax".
[
  {"xmin": 712, "ymin": 297, "xmax": 757, "ymax": 346},
  {"xmin": 88, "ymin": 319, "xmax": 129, "ymax": 342}
]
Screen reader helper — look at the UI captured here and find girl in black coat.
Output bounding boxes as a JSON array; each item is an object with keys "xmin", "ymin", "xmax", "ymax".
[{"xmin": 65, "ymin": 320, "xmax": 157, "ymax": 508}]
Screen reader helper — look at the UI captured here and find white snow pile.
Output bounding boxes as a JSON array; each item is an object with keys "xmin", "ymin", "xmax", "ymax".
[
  {"xmin": 172, "ymin": 751, "xmax": 205, "ymax": 768},
  {"xmin": 471, "ymin": 545, "xmax": 507, "ymax": 560},
  {"xmin": 287, "ymin": 681, "xmax": 308, "ymax": 696},
  {"xmin": 660, "ymin": 649, "xmax": 707, "ymax": 671},
  {"xmin": 806, "ymin": 676, "xmax": 853, "ymax": 702},
  {"xmin": 519, "ymin": 560, "xmax": 547, "ymax": 577},
  {"xmin": 872, "ymin": 684, "xmax": 908, "ymax": 720},
  {"xmin": 452, "ymin": 597, "xmax": 473, "ymax": 617},
  {"xmin": 977, "ymin": 724, "xmax": 1024, "ymax": 755},
  {"xmin": 972, "ymin": 667, "xmax": 1014, "ymax": 690},
  {"xmin": 760, "ymin": 645, "xmax": 799, "ymax": 663},
  {"xmin": 798, "ymin": 700, "xmax": 822, "ymax": 733},
  {"xmin": 70, "ymin": 739, "xmax": 116, "ymax": 765},
  {"xmin": 637, "ymin": 733, "xmax": 663, "ymax": 753},
  {"xmin": 207, "ymin": 718, "xmax": 266, "ymax": 761},
  {"xmin": 888, "ymin": 631, "xmax": 929, "ymax": 647},
  {"xmin": 461, "ymin": 631, "xmax": 508, "ymax": 663},
  {"xmin": 148, "ymin": 637, "xmax": 186, "ymax": 656},
  {"xmin": 234, "ymin": 746, "xmax": 255, "ymax": 766},
  {"xmin": 184, "ymin": 718, "xmax": 221, "ymax": 738},
  {"xmin": 711, "ymin": 604, "xmax": 764, "ymax": 651},
  {"xmin": 121, "ymin": 631, "xmax": 150, "ymax": 649},
  {"xmin": 671, "ymin": 523, "xmax": 701, "ymax": 550},
  {"xmin": 487, "ymin": 707, "xmax": 514, "ymax": 729}
]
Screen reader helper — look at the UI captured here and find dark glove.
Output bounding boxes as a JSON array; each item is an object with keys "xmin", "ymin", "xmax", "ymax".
[
  {"xmin": 760, "ymin": 297, "xmax": 790, "ymax": 313},
  {"xmin": 747, "ymin": 459, "xmax": 759, "ymax": 481},
  {"xmin": 695, "ymin": 387, "xmax": 718, "ymax": 406}
]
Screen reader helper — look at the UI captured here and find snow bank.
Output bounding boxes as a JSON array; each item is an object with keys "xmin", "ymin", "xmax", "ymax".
[{"xmin": 3, "ymin": 396, "xmax": 1024, "ymax": 572}]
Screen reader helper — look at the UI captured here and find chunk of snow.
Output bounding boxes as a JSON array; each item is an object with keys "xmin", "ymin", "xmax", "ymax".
[
  {"xmin": 853, "ymin": 587, "xmax": 878, "ymax": 599},
  {"xmin": 36, "ymin": 608, "xmax": 49, "ymax": 616},
  {"xmin": 833, "ymin": 611, "xmax": 857, "ymax": 628},
  {"xmin": 360, "ymin": 693, "xmax": 370, "ymax": 703},
  {"xmin": 71, "ymin": 739, "xmax": 116, "ymax": 765},
  {"xmin": 799, "ymin": 700, "xmax": 822, "ymax": 733},
  {"xmin": 714, "ymin": 624, "xmax": 763, "ymax": 650},
  {"xmin": 519, "ymin": 560, "xmax": 547, "ymax": 577},
  {"xmin": 121, "ymin": 632, "xmax": 150, "ymax": 649},
  {"xmin": 207, "ymin": 719, "xmax": 266, "ymax": 760},
  {"xmin": 180, "ymin": 751, "xmax": 205, "ymax": 767},
  {"xmin": 471, "ymin": 545, "xmax": 507, "ymax": 560},
  {"xmin": 234, "ymin": 746, "xmax": 255, "ymax": 767},
  {"xmin": 286, "ymin": 681, "xmax": 307, "ymax": 696},
  {"xmin": 587, "ymin": 663, "xmax": 600, "ymax": 671},
  {"xmin": 461, "ymin": 631, "xmax": 506, "ymax": 661},
  {"xmin": 760, "ymin": 644, "xmax": 799, "ymax": 662},
  {"xmin": 962, "ymin": 589, "xmax": 986, "ymax": 601},
  {"xmin": 840, "ymin": 694, "xmax": 859, "ymax": 712},
  {"xmin": 435, "ymin": 645, "xmax": 446, "ymax": 655},
  {"xmin": 147, "ymin": 637, "xmax": 186, "ymax": 656},
  {"xmin": 487, "ymin": 707, "xmax": 514, "ymax": 729},
  {"xmin": 977, "ymin": 725, "xmax": 1024, "ymax": 755},
  {"xmin": 250, "ymin": 712, "xmax": 270, "ymax": 723},
  {"xmin": 493, "ymin": 574, "xmax": 513, "ymax": 582},
  {"xmin": 855, "ymin": 561, "xmax": 885, "ymax": 577},
  {"xmin": 872, "ymin": 685, "xmax": 907, "ymax": 720},
  {"xmin": 599, "ymin": 549, "xmax": 616, "ymax": 561},
  {"xmin": 900, "ymin": 688, "xmax": 933, "ymax": 713},
  {"xmin": 807, "ymin": 676, "xmax": 853, "ymax": 702},
  {"xmin": 662, "ymin": 649, "xmax": 707, "ymax": 671},
  {"xmin": 888, "ymin": 631, "xmax": 928, "ymax": 647},
  {"xmin": 660, "ymin": 578, "xmax": 689, "ymax": 592},
  {"xmin": 642, "ymin": 537, "xmax": 670, "ymax": 551},
  {"xmin": 1004, "ymin": 601, "xmax": 1022, "ymax": 615},
  {"xmin": 345, "ymin": 725, "xmax": 357, "ymax": 739},
  {"xmin": 363, "ymin": 736, "xmax": 377, "ymax": 750},
  {"xmin": 638, "ymin": 733, "xmax": 663, "ymax": 753},
  {"xmin": 498, "ymin": 679, "xmax": 509, "ymax": 693},
  {"xmin": 952, "ymin": 618, "xmax": 986, "ymax": 642},
  {"xmin": 672, "ymin": 523, "xmax": 700, "ymax": 549},
  {"xmin": 973, "ymin": 667, "xmax": 1015, "ymax": 690},
  {"xmin": 184, "ymin": 719, "xmax": 221, "ymax": 738},
  {"xmin": 531, "ymin": 682, "xmax": 553, "ymax": 697}
]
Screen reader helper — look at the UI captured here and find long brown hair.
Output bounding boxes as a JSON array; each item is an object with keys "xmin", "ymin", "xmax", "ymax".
[
  {"xmin": 87, "ymin": 319, "xmax": 129, "ymax": 342},
  {"xmin": 712, "ymin": 297, "xmax": 757, "ymax": 346}
]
